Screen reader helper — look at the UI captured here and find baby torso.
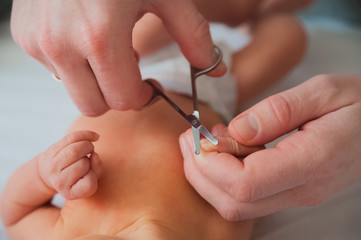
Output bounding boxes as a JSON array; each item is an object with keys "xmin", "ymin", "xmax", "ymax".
[{"xmin": 52, "ymin": 94, "xmax": 252, "ymax": 240}]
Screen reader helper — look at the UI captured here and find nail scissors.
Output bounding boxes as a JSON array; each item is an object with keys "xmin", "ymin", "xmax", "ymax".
[{"xmin": 145, "ymin": 45, "xmax": 223, "ymax": 155}]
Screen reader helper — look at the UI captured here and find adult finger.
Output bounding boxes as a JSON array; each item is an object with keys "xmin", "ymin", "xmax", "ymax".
[
  {"xmin": 57, "ymin": 59, "xmax": 110, "ymax": 116},
  {"xmin": 197, "ymin": 102, "xmax": 359, "ymax": 203},
  {"xmin": 228, "ymin": 75, "xmax": 360, "ymax": 146},
  {"xmin": 88, "ymin": 26, "xmax": 153, "ymax": 110},
  {"xmin": 180, "ymin": 130, "xmax": 243, "ymax": 220},
  {"xmin": 181, "ymin": 129, "xmax": 305, "ymax": 220},
  {"xmin": 152, "ymin": 0, "xmax": 226, "ymax": 77}
]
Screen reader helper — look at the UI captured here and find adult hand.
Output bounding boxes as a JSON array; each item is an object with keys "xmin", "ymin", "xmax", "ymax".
[
  {"xmin": 11, "ymin": 0, "xmax": 224, "ymax": 116},
  {"xmin": 180, "ymin": 74, "xmax": 361, "ymax": 220}
]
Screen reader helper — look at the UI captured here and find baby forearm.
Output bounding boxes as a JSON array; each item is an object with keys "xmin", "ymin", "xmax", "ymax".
[
  {"xmin": 0, "ymin": 155, "xmax": 56, "ymax": 226},
  {"xmin": 232, "ymin": 14, "xmax": 307, "ymax": 106}
]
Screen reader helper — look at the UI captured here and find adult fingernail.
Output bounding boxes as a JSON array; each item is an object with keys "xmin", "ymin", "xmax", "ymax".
[{"xmin": 232, "ymin": 113, "xmax": 259, "ymax": 140}]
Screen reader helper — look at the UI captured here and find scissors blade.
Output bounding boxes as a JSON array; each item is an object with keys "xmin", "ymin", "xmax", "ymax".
[
  {"xmin": 199, "ymin": 125, "xmax": 218, "ymax": 145},
  {"xmin": 192, "ymin": 126, "xmax": 201, "ymax": 155},
  {"xmin": 189, "ymin": 114, "xmax": 218, "ymax": 155},
  {"xmin": 144, "ymin": 80, "xmax": 218, "ymax": 156}
]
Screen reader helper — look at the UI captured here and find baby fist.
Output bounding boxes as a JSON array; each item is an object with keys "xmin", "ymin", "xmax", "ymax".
[{"xmin": 38, "ymin": 130, "xmax": 102, "ymax": 200}]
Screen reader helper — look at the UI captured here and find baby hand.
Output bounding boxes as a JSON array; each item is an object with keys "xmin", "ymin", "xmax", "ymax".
[
  {"xmin": 200, "ymin": 124, "xmax": 264, "ymax": 157},
  {"xmin": 38, "ymin": 130, "xmax": 102, "ymax": 200}
]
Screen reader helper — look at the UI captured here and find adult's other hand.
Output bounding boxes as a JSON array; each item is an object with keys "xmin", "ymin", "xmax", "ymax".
[
  {"xmin": 11, "ymin": 0, "xmax": 224, "ymax": 116},
  {"xmin": 180, "ymin": 74, "xmax": 361, "ymax": 220}
]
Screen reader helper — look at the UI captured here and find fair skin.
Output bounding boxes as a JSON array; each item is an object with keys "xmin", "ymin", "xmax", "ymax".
[
  {"xmin": 0, "ymin": 98, "xmax": 254, "ymax": 240},
  {"xmin": 0, "ymin": 12, "xmax": 306, "ymax": 239},
  {"xmin": 10, "ymin": 0, "xmax": 311, "ymax": 116},
  {"xmin": 178, "ymin": 8, "xmax": 361, "ymax": 221},
  {"xmin": 180, "ymin": 74, "xmax": 361, "ymax": 220}
]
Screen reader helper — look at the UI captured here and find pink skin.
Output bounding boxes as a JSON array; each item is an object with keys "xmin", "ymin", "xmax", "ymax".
[
  {"xmin": 10, "ymin": 0, "xmax": 226, "ymax": 116},
  {"xmin": 10, "ymin": 0, "xmax": 313, "ymax": 117},
  {"xmin": 0, "ymin": 130, "xmax": 102, "ymax": 227},
  {"xmin": 180, "ymin": 74, "xmax": 361, "ymax": 221},
  {"xmin": 38, "ymin": 130, "xmax": 103, "ymax": 200},
  {"xmin": 200, "ymin": 124, "xmax": 263, "ymax": 157}
]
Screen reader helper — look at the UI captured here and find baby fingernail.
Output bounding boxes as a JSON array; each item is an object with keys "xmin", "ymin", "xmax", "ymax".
[{"xmin": 200, "ymin": 138, "xmax": 214, "ymax": 151}]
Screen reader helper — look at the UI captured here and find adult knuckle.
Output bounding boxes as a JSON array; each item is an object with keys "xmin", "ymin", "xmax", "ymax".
[
  {"xmin": 189, "ymin": 16, "xmax": 210, "ymax": 46},
  {"xmin": 38, "ymin": 29, "xmax": 64, "ymax": 64},
  {"xmin": 83, "ymin": 27, "xmax": 109, "ymax": 57},
  {"xmin": 266, "ymin": 94, "xmax": 293, "ymax": 129}
]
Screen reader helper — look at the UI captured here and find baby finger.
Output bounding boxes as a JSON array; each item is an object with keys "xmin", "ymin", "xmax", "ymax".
[{"xmin": 55, "ymin": 157, "xmax": 91, "ymax": 199}]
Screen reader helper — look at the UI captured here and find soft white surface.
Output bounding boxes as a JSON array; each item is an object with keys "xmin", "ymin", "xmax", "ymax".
[
  {"xmin": 1, "ymin": 18, "xmax": 361, "ymax": 239},
  {"xmin": 140, "ymin": 24, "xmax": 250, "ymax": 122}
]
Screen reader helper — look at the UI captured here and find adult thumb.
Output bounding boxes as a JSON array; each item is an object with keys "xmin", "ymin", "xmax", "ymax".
[
  {"xmin": 228, "ymin": 75, "xmax": 356, "ymax": 146},
  {"xmin": 151, "ymin": 0, "xmax": 226, "ymax": 77}
]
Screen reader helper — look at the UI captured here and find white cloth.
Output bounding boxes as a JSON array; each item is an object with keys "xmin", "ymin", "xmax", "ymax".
[{"xmin": 140, "ymin": 24, "xmax": 251, "ymax": 122}]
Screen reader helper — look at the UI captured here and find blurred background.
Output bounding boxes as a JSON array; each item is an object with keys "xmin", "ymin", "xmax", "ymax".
[
  {"xmin": 0, "ymin": 0, "xmax": 361, "ymax": 240},
  {"xmin": 0, "ymin": 0, "xmax": 10, "ymax": 21}
]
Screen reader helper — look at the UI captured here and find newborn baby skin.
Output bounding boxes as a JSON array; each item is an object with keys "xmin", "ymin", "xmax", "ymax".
[
  {"xmin": 1, "ymin": 9, "xmax": 306, "ymax": 239},
  {"xmin": 0, "ymin": 93, "xmax": 257, "ymax": 240}
]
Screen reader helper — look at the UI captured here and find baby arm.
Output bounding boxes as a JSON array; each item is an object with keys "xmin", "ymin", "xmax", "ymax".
[
  {"xmin": 0, "ymin": 130, "xmax": 102, "ymax": 239},
  {"xmin": 133, "ymin": 0, "xmax": 261, "ymax": 58},
  {"xmin": 231, "ymin": 14, "xmax": 307, "ymax": 106},
  {"xmin": 200, "ymin": 124, "xmax": 264, "ymax": 157}
]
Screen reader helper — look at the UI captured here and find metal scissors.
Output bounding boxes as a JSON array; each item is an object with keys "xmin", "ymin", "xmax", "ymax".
[{"xmin": 145, "ymin": 45, "xmax": 223, "ymax": 155}]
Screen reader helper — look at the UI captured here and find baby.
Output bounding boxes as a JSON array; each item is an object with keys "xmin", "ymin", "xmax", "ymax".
[{"xmin": 0, "ymin": 5, "xmax": 306, "ymax": 240}]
